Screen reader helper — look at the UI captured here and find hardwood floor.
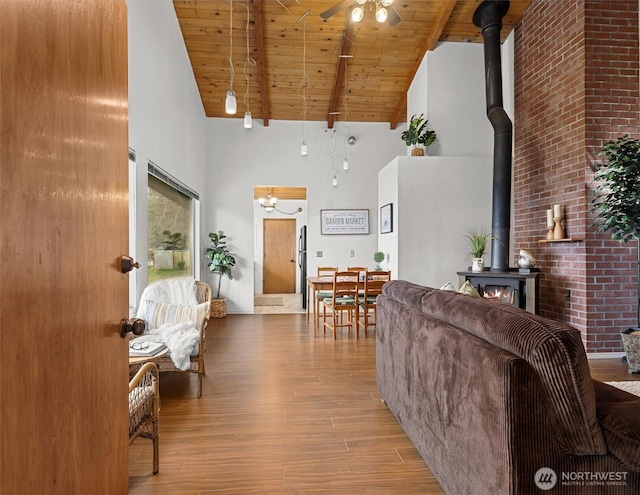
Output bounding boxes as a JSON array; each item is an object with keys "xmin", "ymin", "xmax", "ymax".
[{"xmin": 129, "ymin": 314, "xmax": 638, "ymax": 494}]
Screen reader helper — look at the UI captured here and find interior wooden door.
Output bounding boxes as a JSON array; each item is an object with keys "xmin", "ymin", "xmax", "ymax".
[
  {"xmin": 0, "ymin": 1, "xmax": 130, "ymax": 493},
  {"xmin": 263, "ymin": 219, "xmax": 297, "ymax": 294}
]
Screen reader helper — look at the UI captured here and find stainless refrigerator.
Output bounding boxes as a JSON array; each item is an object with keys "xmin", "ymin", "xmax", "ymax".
[{"xmin": 298, "ymin": 225, "xmax": 307, "ymax": 309}]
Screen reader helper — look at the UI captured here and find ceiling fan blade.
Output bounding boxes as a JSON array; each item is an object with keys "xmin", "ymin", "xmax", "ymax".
[
  {"xmin": 387, "ymin": 6, "xmax": 402, "ymax": 26},
  {"xmin": 320, "ymin": 0, "xmax": 354, "ymax": 20}
]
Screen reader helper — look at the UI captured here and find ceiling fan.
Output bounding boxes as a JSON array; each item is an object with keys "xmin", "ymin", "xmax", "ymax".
[{"xmin": 320, "ymin": 0, "xmax": 402, "ymax": 26}]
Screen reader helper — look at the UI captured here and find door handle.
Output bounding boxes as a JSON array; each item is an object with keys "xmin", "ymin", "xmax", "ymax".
[
  {"xmin": 120, "ymin": 255, "xmax": 141, "ymax": 273},
  {"xmin": 120, "ymin": 318, "xmax": 145, "ymax": 338}
]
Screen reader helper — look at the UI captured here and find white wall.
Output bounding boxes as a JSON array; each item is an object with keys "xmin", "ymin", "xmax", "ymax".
[
  {"xmin": 206, "ymin": 120, "xmax": 405, "ymax": 313},
  {"xmin": 379, "ymin": 39, "xmax": 516, "ymax": 287},
  {"xmin": 127, "ymin": 0, "xmax": 209, "ymax": 303},
  {"xmin": 407, "ymin": 42, "xmax": 494, "ymax": 157},
  {"xmin": 379, "ymin": 157, "xmax": 494, "ymax": 288}
]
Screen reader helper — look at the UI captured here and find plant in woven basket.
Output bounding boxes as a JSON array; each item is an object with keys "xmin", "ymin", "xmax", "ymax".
[
  {"xmin": 205, "ymin": 230, "xmax": 237, "ymax": 299},
  {"xmin": 591, "ymin": 135, "xmax": 640, "ymax": 327},
  {"xmin": 401, "ymin": 114, "xmax": 437, "ymax": 156}
]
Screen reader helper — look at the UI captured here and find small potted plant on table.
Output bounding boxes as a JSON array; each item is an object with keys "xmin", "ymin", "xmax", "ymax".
[{"xmin": 465, "ymin": 228, "xmax": 491, "ymax": 272}]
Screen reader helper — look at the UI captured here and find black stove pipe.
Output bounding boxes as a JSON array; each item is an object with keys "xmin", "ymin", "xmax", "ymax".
[{"xmin": 473, "ymin": 1, "xmax": 512, "ymax": 272}]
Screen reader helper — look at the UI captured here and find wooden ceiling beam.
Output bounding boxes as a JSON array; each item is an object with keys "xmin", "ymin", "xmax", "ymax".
[
  {"xmin": 254, "ymin": 0, "xmax": 270, "ymax": 126},
  {"xmin": 389, "ymin": 0, "xmax": 459, "ymax": 130},
  {"xmin": 327, "ymin": 15, "xmax": 356, "ymax": 129}
]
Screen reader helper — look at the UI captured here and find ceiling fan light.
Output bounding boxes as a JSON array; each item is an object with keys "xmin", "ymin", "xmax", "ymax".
[
  {"xmin": 244, "ymin": 111, "xmax": 252, "ymax": 129},
  {"xmin": 351, "ymin": 6, "xmax": 364, "ymax": 23},
  {"xmin": 381, "ymin": 0, "xmax": 393, "ymax": 6},
  {"xmin": 375, "ymin": 6, "xmax": 388, "ymax": 23},
  {"xmin": 225, "ymin": 90, "xmax": 237, "ymax": 115}
]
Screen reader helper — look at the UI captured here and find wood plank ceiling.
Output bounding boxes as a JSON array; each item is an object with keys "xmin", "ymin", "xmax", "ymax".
[{"xmin": 173, "ymin": 0, "xmax": 531, "ymax": 129}]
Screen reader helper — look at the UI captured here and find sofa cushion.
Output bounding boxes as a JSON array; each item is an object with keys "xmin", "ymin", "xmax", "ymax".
[{"xmin": 413, "ymin": 283, "xmax": 607, "ymax": 455}]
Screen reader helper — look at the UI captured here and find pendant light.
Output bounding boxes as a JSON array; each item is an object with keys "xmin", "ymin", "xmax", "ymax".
[
  {"xmin": 332, "ymin": 174, "xmax": 339, "ymax": 187},
  {"xmin": 225, "ymin": 0, "xmax": 237, "ymax": 115}
]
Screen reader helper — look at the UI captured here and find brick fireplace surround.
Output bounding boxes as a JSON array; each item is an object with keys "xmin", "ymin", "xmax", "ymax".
[{"xmin": 513, "ymin": 0, "xmax": 639, "ymax": 353}]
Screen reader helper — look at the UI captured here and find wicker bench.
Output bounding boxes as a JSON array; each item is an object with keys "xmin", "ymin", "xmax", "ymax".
[
  {"xmin": 129, "ymin": 362, "xmax": 159, "ymax": 474},
  {"xmin": 135, "ymin": 279, "xmax": 212, "ymax": 398}
]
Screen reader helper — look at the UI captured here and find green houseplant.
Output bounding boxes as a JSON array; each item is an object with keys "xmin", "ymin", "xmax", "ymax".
[
  {"xmin": 465, "ymin": 228, "xmax": 492, "ymax": 272},
  {"xmin": 373, "ymin": 251, "xmax": 385, "ymax": 271},
  {"xmin": 205, "ymin": 230, "xmax": 237, "ymax": 318},
  {"xmin": 401, "ymin": 113, "xmax": 437, "ymax": 156},
  {"xmin": 591, "ymin": 135, "xmax": 640, "ymax": 370}
]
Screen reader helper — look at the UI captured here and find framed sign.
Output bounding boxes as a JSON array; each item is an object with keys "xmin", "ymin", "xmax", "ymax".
[
  {"xmin": 380, "ymin": 203, "xmax": 393, "ymax": 234},
  {"xmin": 321, "ymin": 209, "xmax": 369, "ymax": 235}
]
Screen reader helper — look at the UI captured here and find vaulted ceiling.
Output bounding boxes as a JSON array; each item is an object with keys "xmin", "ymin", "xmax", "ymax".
[{"xmin": 173, "ymin": 0, "xmax": 531, "ymax": 129}]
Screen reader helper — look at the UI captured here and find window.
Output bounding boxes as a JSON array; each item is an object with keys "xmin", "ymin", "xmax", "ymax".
[{"xmin": 147, "ymin": 162, "xmax": 200, "ymax": 283}]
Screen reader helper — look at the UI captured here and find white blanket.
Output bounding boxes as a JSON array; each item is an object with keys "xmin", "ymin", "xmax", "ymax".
[
  {"xmin": 140, "ymin": 277, "xmax": 198, "ymax": 306},
  {"xmin": 147, "ymin": 322, "xmax": 199, "ymax": 371}
]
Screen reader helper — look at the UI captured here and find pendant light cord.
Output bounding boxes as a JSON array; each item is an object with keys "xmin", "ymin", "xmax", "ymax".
[
  {"xmin": 229, "ymin": 0, "xmax": 235, "ymax": 92},
  {"xmin": 242, "ymin": 2, "xmax": 256, "ymax": 109},
  {"xmin": 300, "ymin": 21, "xmax": 308, "ymax": 140}
]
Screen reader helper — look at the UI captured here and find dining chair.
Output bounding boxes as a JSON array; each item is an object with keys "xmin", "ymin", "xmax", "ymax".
[
  {"xmin": 314, "ymin": 266, "xmax": 338, "ymax": 329},
  {"xmin": 357, "ymin": 270, "xmax": 391, "ymax": 336},
  {"xmin": 320, "ymin": 271, "xmax": 359, "ymax": 339},
  {"xmin": 346, "ymin": 266, "xmax": 367, "ymax": 280}
]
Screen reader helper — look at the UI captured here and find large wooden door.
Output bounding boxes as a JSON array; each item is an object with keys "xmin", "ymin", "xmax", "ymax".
[
  {"xmin": 263, "ymin": 219, "xmax": 297, "ymax": 294},
  {"xmin": 0, "ymin": 1, "xmax": 130, "ymax": 493}
]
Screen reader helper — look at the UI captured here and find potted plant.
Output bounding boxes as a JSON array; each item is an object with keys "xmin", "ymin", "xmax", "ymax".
[
  {"xmin": 401, "ymin": 113, "xmax": 437, "ymax": 156},
  {"xmin": 465, "ymin": 228, "xmax": 492, "ymax": 272},
  {"xmin": 373, "ymin": 251, "xmax": 385, "ymax": 271},
  {"xmin": 205, "ymin": 230, "xmax": 237, "ymax": 318},
  {"xmin": 591, "ymin": 135, "xmax": 640, "ymax": 371}
]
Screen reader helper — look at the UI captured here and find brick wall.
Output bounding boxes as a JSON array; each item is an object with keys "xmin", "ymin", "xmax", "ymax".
[{"xmin": 513, "ymin": 0, "xmax": 639, "ymax": 352}]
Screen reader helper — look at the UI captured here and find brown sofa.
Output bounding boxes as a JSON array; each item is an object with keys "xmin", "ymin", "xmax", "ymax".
[{"xmin": 376, "ymin": 280, "xmax": 640, "ymax": 494}]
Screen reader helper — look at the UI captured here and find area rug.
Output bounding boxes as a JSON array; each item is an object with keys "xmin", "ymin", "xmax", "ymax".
[
  {"xmin": 605, "ymin": 381, "xmax": 640, "ymax": 397},
  {"xmin": 254, "ymin": 295, "xmax": 285, "ymax": 306}
]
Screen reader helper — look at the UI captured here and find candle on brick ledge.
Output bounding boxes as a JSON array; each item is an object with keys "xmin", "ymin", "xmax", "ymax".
[
  {"xmin": 553, "ymin": 203, "xmax": 562, "ymax": 218},
  {"xmin": 546, "ymin": 209, "xmax": 554, "ymax": 228}
]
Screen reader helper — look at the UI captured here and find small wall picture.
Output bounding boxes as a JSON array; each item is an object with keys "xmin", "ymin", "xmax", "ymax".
[{"xmin": 381, "ymin": 203, "xmax": 393, "ymax": 234}]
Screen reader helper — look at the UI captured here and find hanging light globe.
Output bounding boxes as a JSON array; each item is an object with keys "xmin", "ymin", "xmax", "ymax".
[
  {"xmin": 225, "ymin": 90, "xmax": 237, "ymax": 115},
  {"xmin": 375, "ymin": 6, "xmax": 388, "ymax": 23},
  {"xmin": 352, "ymin": 6, "xmax": 364, "ymax": 22}
]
